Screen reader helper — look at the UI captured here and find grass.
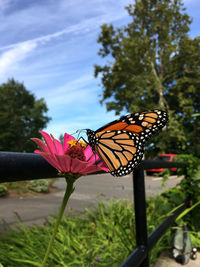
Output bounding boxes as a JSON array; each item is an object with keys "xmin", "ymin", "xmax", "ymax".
[{"xmin": 0, "ymin": 195, "xmax": 175, "ymax": 267}]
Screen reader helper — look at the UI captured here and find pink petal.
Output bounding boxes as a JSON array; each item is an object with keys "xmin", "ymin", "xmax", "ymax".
[
  {"xmin": 55, "ymin": 154, "xmax": 71, "ymax": 173},
  {"xmin": 90, "ymin": 153, "xmax": 100, "ymax": 164},
  {"xmin": 85, "ymin": 156, "xmax": 109, "ymax": 173},
  {"xmin": 97, "ymin": 161, "xmax": 109, "ymax": 172},
  {"xmin": 84, "ymin": 146, "xmax": 102, "ymax": 165},
  {"xmin": 82, "ymin": 165, "xmax": 103, "ymax": 174},
  {"xmin": 39, "ymin": 131, "xmax": 57, "ymax": 154},
  {"xmin": 50, "ymin": 135, "xmax": 64, "ymax": 155},
  {"xmin": 63, "ymin": 133, "xmax": 75, "ymax": 153},
  {"xmin": 30, "ymin": 138, "xmax": 49, "ymax": 153},
  {"xmin": 70, "ymin": 158, "xmax": 89, "ymax": 173},
  {"xmin": 84, "ymin": 146, "xmax": 95, "ymax": 162},
  {"xmin": 36, "ymin": 151, "xmax": 61, "ymax": 171},
  {"xmin": 34, "ymin": 149, "xmax": 43, "ymax": 153}
]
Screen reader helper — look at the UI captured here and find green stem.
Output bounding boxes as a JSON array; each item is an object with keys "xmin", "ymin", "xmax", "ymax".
[{"xmin": 41, "ymin": 175, "xmax": 76, "ymax": 267}]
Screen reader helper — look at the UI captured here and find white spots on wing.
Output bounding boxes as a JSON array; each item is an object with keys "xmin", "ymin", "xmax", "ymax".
[{"xmin": 139, "ymin": 115, "xmax": 144, "ymax": 120}]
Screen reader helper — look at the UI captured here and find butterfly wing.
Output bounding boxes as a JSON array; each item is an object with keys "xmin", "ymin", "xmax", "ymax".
[
  {"xmin": 87, "ymin": 110, "xmax": 168, "ymax": 176},
  {"xmin": 96, "ymin": 110, "xmax": 168, "ymax": 142},
  {"xmin": 94, "ymin": 130, "xmax": 144, "ymax": 176}
]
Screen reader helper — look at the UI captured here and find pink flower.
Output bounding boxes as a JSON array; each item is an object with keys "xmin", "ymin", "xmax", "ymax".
[{"xmin": 31, "ymin": 131, "xmax": 108, "ymax": 175}]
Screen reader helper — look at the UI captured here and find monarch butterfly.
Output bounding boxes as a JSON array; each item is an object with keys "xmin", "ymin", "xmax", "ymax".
[{"xmin": 86, "ymin": 110, "xmax": 168, "ymax": 177}]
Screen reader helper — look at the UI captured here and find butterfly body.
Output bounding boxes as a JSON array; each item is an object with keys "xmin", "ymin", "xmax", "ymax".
[{"xmin": 86, "ymin": 110, "xmax": 168, "ymax": 177}]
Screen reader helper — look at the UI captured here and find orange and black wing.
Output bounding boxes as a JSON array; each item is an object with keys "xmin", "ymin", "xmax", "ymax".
[
  {"xmin": 94, "ymin": 130, "xmax": 144, "ymax": 176},
  {"xmin": 88, "ymin": 110, "xmax": 168, "ymax": 176},
  {"xmin": 96, "ymin": 110, "xmax": 168, "ymax": 141}
]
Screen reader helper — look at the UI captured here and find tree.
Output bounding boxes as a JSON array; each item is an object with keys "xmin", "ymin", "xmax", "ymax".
[
  {"xmin": 94, "ymin": 0, "xmax": 200, "ymax": 156},
  {"xmin": 59, "ymin": 133, "xmax": 64, "ymax": 144},
  {"xmin": 0, "ymin": 78, "xmax": 51, "ymax": 152},
  {"xmin": 165, "ymin": 36, "xmax": 200, "ymax": 156}
]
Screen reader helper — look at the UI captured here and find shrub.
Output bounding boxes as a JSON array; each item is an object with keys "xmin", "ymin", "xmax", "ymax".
[
  {"xmin": 27, "ymin": 179, "xmax": 49, "ymax": 193},
  {"xmin": 0, "ymin": 184, "xmax": 8, "ymax": 197}
]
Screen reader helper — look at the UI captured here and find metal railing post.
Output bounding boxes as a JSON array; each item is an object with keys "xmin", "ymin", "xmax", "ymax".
[{"xmin": 133, "ymin": 167, "xmax": 149, "ymax": 267}]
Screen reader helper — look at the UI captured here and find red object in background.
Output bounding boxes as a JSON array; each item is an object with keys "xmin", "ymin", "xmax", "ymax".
[{"xmin": 146, "ymin": 154, "xmax": 177, "ymax": 175}]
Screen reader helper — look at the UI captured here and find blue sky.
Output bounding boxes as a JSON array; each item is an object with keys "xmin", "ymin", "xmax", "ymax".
[{"xmin": 0, "ymin": 0, "xmax": 199, "ymax": 139}]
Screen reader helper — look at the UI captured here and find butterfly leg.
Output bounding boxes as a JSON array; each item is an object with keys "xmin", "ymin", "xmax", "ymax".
[
  {"xmin": 77, "ymin": 136, "xmax": 101, "ymax": 165},
  {"xmin": 77, "ymin": 136, "xmax": 89, "ymax": 145}
]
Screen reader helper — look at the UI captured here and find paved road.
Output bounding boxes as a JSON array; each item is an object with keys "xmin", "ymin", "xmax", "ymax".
[{"xmin": 0, "ymin": 173, "xmax": 182, "ymax": 229}]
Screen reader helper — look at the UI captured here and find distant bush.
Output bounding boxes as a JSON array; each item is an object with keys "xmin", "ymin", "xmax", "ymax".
[
  {"xmin": 0, "ymin": 184, "xmax": 8, "ymax": 197},
  {"xmin": 27, "ymin": 179, "xmax": 49, "ymax": 193}
]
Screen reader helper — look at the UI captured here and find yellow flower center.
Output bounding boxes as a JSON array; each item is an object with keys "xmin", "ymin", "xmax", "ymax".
[
  {"xmin": 67, "ymin": 139, "xmax": 86, "ymax": 148},
  {"xmin": 79, "ymin": 140, "xmax": 86, "ymax": 148},
  {"xmin": 67, "ymin": 139, "xmax": 77, "ymax": 147}
]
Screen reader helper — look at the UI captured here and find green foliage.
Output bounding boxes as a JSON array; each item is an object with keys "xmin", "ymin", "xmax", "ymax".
[
  {"xmin": 2, "ymin": 180, "xmax": 53, "ymax": 196},
  {"xmin": 168, "ymin": 37, "xmax": 200, "ymax": 156},
  {"xmin": 176, "ymin": 154, "xmax": 200, "ymax": 179},
  {"xmin": 27, "ymin": 179, "xmax": 49, "ymax": 193},
  {"xmin": 161, "ymin": 154, "xmax": 200, "ymax": 231},
  {"xmin": 162, "ymin": 186, "xmax": 200, "ymax": 249},
  {"xmin": 95, "ymin": 0, "xmax": 200, "ymax": 156},
  {"xmin": 175, "ymin": 154, "xmax": 200, "ymax": 201},
  {"xmin": 58, "ymin": 134, "xmax": 64, "ymax": 145},
  {"xmin": 190, "ymin": 230, "xmax": 200, "ymax": 249},
  {"xmin": 0, "ymin": 184, "xmax": 7, "ymax": 197},
  {"xmin": 0, "ymin": 197, "xmax": 173, "ymax": 266},
  {"xmin": 176, "ymin": 155, "xmax": 200, "ymax": 231},
  {"xmin": 7, "ymin": 181, "xmax": 28, "ymax": 195},
  {"xmin": 162, "ymin": 186, "xmax": 186, "ymax": 206},
  {"xmin": 0, "ymin": 78, "xmax": 51, "ymax": 152}
]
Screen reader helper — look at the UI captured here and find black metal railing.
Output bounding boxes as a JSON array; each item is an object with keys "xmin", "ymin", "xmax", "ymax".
[{"xmin": 0, "ymin": 152, "xmax": 186, "ymax": 266}]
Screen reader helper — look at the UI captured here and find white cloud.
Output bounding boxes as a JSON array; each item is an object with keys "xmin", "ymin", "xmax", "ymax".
[
  {"xmin": 0, "ymin": 41, "xmax": 37, "ymax": 79},
  {"xmin": 0, "ymin": 0, "xmax": 128, "ymax": 51},
  {"xmin": 0, "ymin": 1, "xmax": 129, "ymax": 81},
  {"xmin": 43, "ymin": 74, "xmax": 94, "ymax": 104}
]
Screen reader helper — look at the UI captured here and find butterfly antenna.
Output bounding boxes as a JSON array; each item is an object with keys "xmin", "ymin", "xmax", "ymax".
[
  {"xmin": 70, "ymin": 130, "xmax": 80, "ymax": 137},
  {"xmin": 76, "ymin": 129, "xmax": 86, "ymax": 139}
]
